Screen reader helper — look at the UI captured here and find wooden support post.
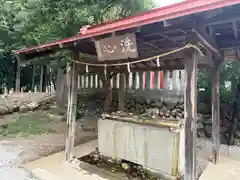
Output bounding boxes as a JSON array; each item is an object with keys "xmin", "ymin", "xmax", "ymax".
[
  {"xmin": 15, "ymin": 56, "xmax": 21, "ymax": 92},
  {"xmin": 65, "ymin": 58, "xmax": 78, "ymax": 162},
  {"xmin": 212, "ymin": 65, "xmax": 220, "ymax": 164},
  {"xmin": 184, "ymin": 50, "xmax": 197, "ymax": 180},
  {"xmin": 118, "ymin": 73, "xmax": 125, "ymax": 111}
]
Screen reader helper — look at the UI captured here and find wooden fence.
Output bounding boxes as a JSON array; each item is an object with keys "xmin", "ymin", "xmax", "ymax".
[{"xmin": 77, "ymin": 70, "xmax": 185, "ymax": 93}]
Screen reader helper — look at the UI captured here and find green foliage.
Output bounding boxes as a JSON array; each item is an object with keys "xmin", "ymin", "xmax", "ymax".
[
  {"xmin": 197, "ymin": 61, "xmax": 240, "ymax": 104},
  {"xmin": 0, "ymin": 112, "xmax": 55, "ymax": 137},
  {"xmin": 0, "ymin": 51, "xmax": 16, "ymax": 88},
  {"xmin": 219, "ymin": 85, "xmax": 232, "ymax": 103},
  {"xmin": 0, "ymin": 0, "xmax": 153, "ymax": 89}
]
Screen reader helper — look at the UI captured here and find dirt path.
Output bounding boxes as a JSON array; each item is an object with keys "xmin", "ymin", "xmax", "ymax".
[
  {"xmin": 0, "ymin": 110, "xmax": 97, "ymax": 180},
  {"xmin": 0, "ymin": 140, "xmax": 37, "ymax": 180},
  {"xmin": 0, "ymin": 130, "xmax": 96, "ymax": 180}
]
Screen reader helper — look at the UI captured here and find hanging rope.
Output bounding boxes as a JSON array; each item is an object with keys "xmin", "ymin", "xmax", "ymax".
[
  {"xmin": 156, "ymin": 57, "xmax": 160, "ymax": 67},
  {"xmin": 104, "ymin": 64, "xmax": 107, "ymax": 79},
  {"xmin": 127, "ymin": 62, "xmax": 131, "ymax": 73},
  {"xmin": 71, "ymin": 43, "xmax": 203, "ymax": 67}
]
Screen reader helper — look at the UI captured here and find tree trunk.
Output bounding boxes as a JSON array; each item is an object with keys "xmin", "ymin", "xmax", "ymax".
[
  {"xmin": 43, "ymin": 65, "xmax": 48, "ymax": 92},
  {"xmin": 40, "ymin": 66, "xmax": 44, "ymax": 92},
  {"xmin": 15, "ymin": 56, "xmax": 21, "ymax": 92}
]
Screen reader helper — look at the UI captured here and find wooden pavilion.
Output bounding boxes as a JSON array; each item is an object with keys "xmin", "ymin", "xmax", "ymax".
[{"xmin": 13, "ymin": 0, "xmax": 240, "ymax": 179}]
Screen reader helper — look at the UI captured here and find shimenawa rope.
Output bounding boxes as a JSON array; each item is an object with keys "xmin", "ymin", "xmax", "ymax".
[{"xmin": 71, "ymin": 43, "xmax": 204, "ymax": 67}]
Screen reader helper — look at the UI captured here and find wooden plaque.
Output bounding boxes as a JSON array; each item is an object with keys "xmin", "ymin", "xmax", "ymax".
[{"xmin": 95, "ymin": 33, "xmax": 138, "ymax": 61}]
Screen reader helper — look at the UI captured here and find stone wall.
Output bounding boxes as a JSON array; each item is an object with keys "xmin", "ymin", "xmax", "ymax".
[{"xmin": 75, "ymin": 89, "xmax": 240, "ymax": 145}]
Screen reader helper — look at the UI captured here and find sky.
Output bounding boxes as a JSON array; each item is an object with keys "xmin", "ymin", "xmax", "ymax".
[{"xmin": 153, "ymin": 0, "xmax": 185, "ymax": 7}]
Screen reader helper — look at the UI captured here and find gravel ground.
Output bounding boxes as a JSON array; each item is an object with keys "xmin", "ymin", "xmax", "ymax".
[{"xmin": 0, "ymin": 141, "xmax": 37, "ymax": 180}]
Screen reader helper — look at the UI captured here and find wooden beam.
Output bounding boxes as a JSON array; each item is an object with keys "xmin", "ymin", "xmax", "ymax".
[
  {"xmin": 203, "ymin": 11, "xmax": 240, "ymax": 27},
  {"xmin": 159, "ymin": 33, "xmax": 184, "ymax": 47},
  {"xmin": 118, "ymin": 73, "xmax": 125, "ymax": 111},
  {"xmin": 192, "ymin": 27, "xmax": 221, "ymax": 55},
  {"xmin": 212, "ymin": 64, "xmax": 220, "ymax": 164},
  {"xmin": 143, "ymin": 20, "xmax": 194, "ymax": 38},
  {"xmin": 196, "ymin": 50, "xmax": 215, "ymax": 68},
  {"xmin": 65, "ymin": 54, "xmax": 78, "ymax": 162},
  {"xmin": 137, "ymin": 38, "xmax": 163, "ymax": 50},
  {"xmin": 184, "ymin": 50, "xmax": 197, "ymax": 180},
  {"xmin": 15, "ymin": 55, "xmax": 21, "ymax": 92}
]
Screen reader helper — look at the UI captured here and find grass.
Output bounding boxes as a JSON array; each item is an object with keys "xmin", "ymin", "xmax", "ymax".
[{"xmin": 0, "ymin": 112, "xmax": 56, "ymax": 137}]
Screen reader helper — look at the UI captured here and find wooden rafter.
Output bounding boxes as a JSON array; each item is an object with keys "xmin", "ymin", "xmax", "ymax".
[
  {"xmin": 159, "ymin": 33, "xmax": 183, "ymax": 47},
  {"xmin": 137, "ymin": 38, "xmax": 163, "ymax": 50},
  {"xmin": 192, "ymin": 27, "xmax": 221, "ymax": 55}
]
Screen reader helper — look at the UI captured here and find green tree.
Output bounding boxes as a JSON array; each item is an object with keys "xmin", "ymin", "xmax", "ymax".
[{"xmin": 0, "ymin": 0, "xmax": 153, "ymax": 89}]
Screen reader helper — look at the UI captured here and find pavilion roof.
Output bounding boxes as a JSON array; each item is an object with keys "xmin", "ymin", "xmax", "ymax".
[{"xmin": 12, "ymin": 0, "xmax": 240, "ymax": 72}]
